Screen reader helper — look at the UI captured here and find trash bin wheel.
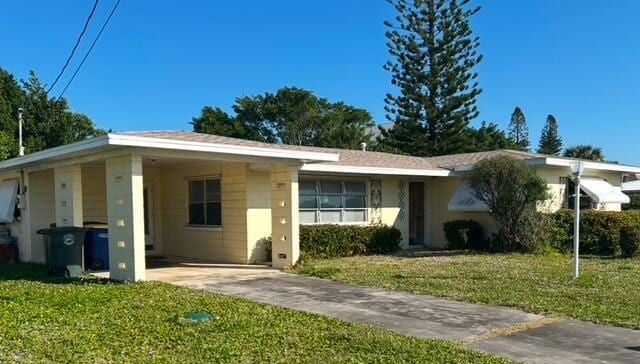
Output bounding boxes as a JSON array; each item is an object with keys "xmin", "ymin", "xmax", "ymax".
[{"xmin": 90, "ymin": 258, "xmax": 105, "ymax": 271}]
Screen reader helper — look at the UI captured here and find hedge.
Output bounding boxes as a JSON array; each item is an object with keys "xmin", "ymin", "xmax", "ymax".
[
  {"xmin": 551, "ymin": 210, "xmax": 640, "ymax": 257},
  {"xmin": 443, "ymin": 220, "xmax": 484, "ymax": 250},
  {"xmin": 300, "ymin": 224, "xmax": 402, "ymax": 259}
]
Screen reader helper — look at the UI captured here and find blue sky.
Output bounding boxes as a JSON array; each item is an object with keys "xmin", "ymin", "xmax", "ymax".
[{"xmin": 2, "ymin": 1, "xmax": 639, "ymax": 164}]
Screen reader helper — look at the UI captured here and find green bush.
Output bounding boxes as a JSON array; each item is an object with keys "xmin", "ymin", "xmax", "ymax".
[
  {"xmin": 551, "ymin": 210, "xmax": 640, "ymax": 256},
  {"xmin": 443, "ymin": 220, "xmax": 484, "ymax": 250},
  {"xmin": 300, "ymin": 224, "xmax": 401, "ymax": 259},
  {"xmin": 369, "ymin": 226, "xmax": 403, "ymax": 254},
  {"xmin": 620, "ymin": 223, "xmax": 640, "ymax": 258},
  {"xmin": 467, "ymin": 155, "xmax": 549, "ymax": 251}
]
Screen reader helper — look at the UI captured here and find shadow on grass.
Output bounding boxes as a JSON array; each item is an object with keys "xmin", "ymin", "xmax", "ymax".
[
  {"xmin": 395, "ymin": 249, "xmax": 478, "ymax": 258},
  {"xmin": 0, "ymin": 263, "xmax": 117, "ymax": 285}
]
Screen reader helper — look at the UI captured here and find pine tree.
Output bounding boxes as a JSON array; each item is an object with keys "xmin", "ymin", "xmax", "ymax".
[
  {"xmin": 507, "ymin": 106, "xmax": 529, "ymax": 151},
  {"xmin": 537, "ymin": 114, "xmax": 563, "ymax": 155},
  {"xmin": 379, "ymin": 0, "xmax": 483, "ymax": 156}
]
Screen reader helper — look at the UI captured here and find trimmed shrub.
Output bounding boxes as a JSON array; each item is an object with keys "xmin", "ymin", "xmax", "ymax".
[
  {"xmin": 299, "ymin": 224, "xmax": 401, "ymax": 259},
  {"xmin": 369, "ymin": 226, "xmax": 403, "ymax": 254},
  {"xmin": 551, "ymin": 210, "xmax": 640, "ymax": 257},
  {"xmin": 443, "ymin": 220, "xmax": 484, "ymax": 250},
  {"xmin": 620, "ymin": 223, "xmax": 640, "ymax": 258}
]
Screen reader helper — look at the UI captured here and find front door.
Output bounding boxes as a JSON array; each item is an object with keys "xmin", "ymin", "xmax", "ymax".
[
  {"xmin": 143, "ymin": 186, "xmax": 156, "ymax": 255},
  {"xmin": 409, "ymin": 182, "xmax": 425, "ymax": 246}
]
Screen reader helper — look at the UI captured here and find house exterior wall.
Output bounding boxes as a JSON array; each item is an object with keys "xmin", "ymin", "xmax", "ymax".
[
  {"xmin": 536, "ymin": 167, "xmax": 623, "ymax": 212},
  {"xmin": 428, "ymin": 176, "xmax": 496, "ymax": 248},
  {"xmin": 430, "ymin": 167, "xmax": 626, "ymax": 248},
  {"xmin": 157, "ymin": 162, "xmax": 272, "ymax": 263},
  {"xmin": 26, "ymin": 170, "xmax": 55, "ymax": 263},
  {"xmin": 380, "ymin": 177, "xmax": 410, "ymax": 247},
  {"xmin": 82, "ymin": 165, "xmax": 108, "ymax": 223},
  {"xmin": 246, "ymin": 169, "xmax": 271, "ymax": 262},
  {"xmin": 297, "ymin": 174, "xmax": 415, "ymax": 248}
]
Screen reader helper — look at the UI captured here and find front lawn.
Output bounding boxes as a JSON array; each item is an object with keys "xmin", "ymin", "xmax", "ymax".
[
  {"xmin": 0, "ymin": 264, "xmax": 509, "ymax": 363},
  {"xmin": 292, "ymin": 253, "xmax": 640, "ymax": 329}
]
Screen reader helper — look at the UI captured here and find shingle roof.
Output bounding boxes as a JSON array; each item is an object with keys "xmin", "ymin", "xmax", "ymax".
[
  {"xmin": 425, "ymin": 150, "xmax": 546, "ymax": 169},
  {"xmin": 121, "ymin": 131, "xmax": 444, "ymax": 172}
]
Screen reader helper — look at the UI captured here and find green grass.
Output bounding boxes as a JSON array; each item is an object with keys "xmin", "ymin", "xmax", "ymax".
[
  {"xmin": 0, "ymin": 264, "xmax": 510, "ymax": 363},
  {"xmin": 292, "ymin": 252, "xmax": 640, "ymax": 329}
]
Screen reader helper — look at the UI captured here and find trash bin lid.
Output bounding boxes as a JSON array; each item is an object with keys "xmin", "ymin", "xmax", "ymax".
[{"xmin": 36, "ymin": 226, "xmax": 87, "ymax": 235}]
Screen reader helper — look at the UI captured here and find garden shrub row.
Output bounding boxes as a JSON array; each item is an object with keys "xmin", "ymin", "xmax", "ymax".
[
  {"xmin": 550, "ymin": 210, "xmax": 640, "ymax": 257},
  {"xmin": 300, "ymin": 224, "xmax": 402, "ymax": 259},
  {"xmin": 443, "ymin": 210, "xmax": 640, "ymax": 257}
]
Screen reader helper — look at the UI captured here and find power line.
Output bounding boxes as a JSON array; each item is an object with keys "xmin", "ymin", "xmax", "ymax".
[
  {"xmin": 47, "ymin": 0, "xmax": 100, "ymax": 94},
  {"xmin": 58, "ymin": 0, "xmax": 122, "ymax": 99}
]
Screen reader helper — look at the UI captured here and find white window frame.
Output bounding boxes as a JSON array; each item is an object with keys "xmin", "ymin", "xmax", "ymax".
[
  {"xmin": 185, "ymin": 176, "xmax": 222, "ymax": 228},
  {"xmin": 299, "ymin": 180, "xmax": 369, "ymax": 225}
]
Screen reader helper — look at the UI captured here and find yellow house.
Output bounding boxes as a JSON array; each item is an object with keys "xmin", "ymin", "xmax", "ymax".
[{"xmin": 0, "ymin": 132, "xmax": 636, "ymax": 281}]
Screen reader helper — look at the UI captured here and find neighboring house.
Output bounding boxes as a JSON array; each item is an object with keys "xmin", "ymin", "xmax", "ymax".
[
  {"xmin": 622, "ymin": 179, "xmax": 640, "ymax": 195},
  {"xmin": 0, "ymin": 131, "xmax": 636, "ymax": 281}
]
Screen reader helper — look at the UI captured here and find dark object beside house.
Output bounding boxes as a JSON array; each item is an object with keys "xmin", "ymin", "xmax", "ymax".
[
  {"xmin": 37, "ymin": 227, "xmax": 86, "ymax": 277},
  {"xmin": 84, "ymin": 226, "xmax": 109, "ymax": 271},
  {"xmin": 0, "ymin": 225, "xmax": 17, "ymax": 264}
]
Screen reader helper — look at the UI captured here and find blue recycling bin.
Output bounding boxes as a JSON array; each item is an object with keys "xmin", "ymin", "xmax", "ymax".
[{"xmin": 84, "ymin": 227, "xmax": 109, "ymax": 271}]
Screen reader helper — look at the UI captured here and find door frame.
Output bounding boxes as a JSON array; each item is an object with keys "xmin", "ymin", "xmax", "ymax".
[
  {"xmin": 143, "ymin": 183, "xmax": 158, "ymax": 256},
  {"xmin": 408, "ymin": 181, "xmax": 426, "ymax": 246}
]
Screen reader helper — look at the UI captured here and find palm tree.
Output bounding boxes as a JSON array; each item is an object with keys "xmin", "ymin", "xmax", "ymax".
[{"xmin": 562, "ymin": 145, "xmax": 604, "ymax": 161}]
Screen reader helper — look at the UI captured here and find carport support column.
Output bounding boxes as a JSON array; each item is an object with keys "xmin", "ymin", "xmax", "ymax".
[
  {"xmin": 53, "ymin": 165, "xmax": 83, "ymax": 227},
  {"xmin": 106, "ymin": 155, "xmax": 146, "ymax": 281},
  {"xmin": 270, "ymin": 165, "xmax": 300, "ymax": 268}
]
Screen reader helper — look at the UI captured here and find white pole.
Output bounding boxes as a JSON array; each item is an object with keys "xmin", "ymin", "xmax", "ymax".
[
  {"xmin": 573, "ymin": 174, "xmax": 581, "ymax": 279},
  {"xmin": 18, "ymin": 108, "xmax": 25, "ymax": 157}
]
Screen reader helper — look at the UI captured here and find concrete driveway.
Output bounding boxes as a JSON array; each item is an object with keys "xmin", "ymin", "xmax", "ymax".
[{"xmin": 149, "ymin": 264, "xmax": 640, "ymax": 364}]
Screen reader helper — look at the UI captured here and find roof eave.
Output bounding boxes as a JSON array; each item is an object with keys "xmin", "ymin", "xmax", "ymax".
[
  {"xmin": 447, "ymin": 157, "xmax": 640, "ymax": 174},
  {"xmin": 541, "ymin": 157, "xmax": 640, "ymax": 174},
  {"xmin": 300, "ymin": 163, "xmax": 450, "ymax": 176},
  {"xmin": 0, "ymin": 133, "xmax": 341, "ymax": 173},
  {"xmin": 0, "ymin": 134, "xmax": 111, "ymax": 172},
  {"xmin": 106, "ymin": 133, "xmax": 340, "ymax": 162}
]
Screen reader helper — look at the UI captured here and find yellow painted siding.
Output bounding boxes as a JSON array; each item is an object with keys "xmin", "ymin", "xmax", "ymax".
[
  {"xmin": 27, "ymin": 170, "xmax": 55, "ymax": 263},
  {"xmin": 380, "ymin": 177, "xmax": 410, "ymax": 247},
  {"xmin": 158, "ymin": 162, "xmax": 250, "ymax": 263},
  {"xmin": 246, "ymin": 169, "xmax": 271, "ymax": 263},
  {"xmin": 536, "ymin": 167, "xmax": 623, "ymax": 212},
  {"xmin": 428, "ymin": 177, "xmax": 496, "ymax": 248},
  {"xmin": 143, "ymin": 167, "xmax": 163, "ymax": 253},
  {"xmin": 82, "ymin": 165, "xmax": 108, "ymax": 223}
]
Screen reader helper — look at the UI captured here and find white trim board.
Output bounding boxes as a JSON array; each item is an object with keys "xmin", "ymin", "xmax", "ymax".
[
  {"xmin": 0, "ymin": 133, "xmax": 340, "ymax": 173},
  {"xmin": 300, "ymin": 163, "xmax": 450, "ymax": 177},
  {"xmin": 450, "ymin": 158, "xmax": 640, "ymax": 174}
]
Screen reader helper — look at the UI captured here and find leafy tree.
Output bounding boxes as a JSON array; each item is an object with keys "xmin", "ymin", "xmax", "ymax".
[
  {"xmin": 507, "ymin": 106, "xmax": 529, "ymax": 151},
  {"xmin": 467, "ymin": 155, "xmax": 549, "ymax": 251},
  {"xmin": 563, "ymin": 144, "xmax": 604, "ymax": 161},
  {"xmin": 464, "ymin": 121, "xmax": 515, "ymax": 152},
  {"xmin": 191, "ymin": 106, "xmax": 262, "ymax": 141},
  {"xmin": 192, "ymin": 87, "xmax": 375, "ymax": 149},
  {"xmin": 0, "ymin": 69, "xmax": 25, "ymax": 158},
  {"xmin": 379, "ymin": 0, "xmax": 483, "ymax": 156},
  {"xmin": 537, "ymin": 114, "xmax": 562, "ymax": 155},
  {"xmin": 0, "ymin": 68, "xmax": 103, "ymax": 160}
]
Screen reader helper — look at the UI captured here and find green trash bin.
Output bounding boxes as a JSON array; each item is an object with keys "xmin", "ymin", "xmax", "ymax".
[{"xmin": 37, "ymin": 227, "xmax": 86, "ymax": 277}]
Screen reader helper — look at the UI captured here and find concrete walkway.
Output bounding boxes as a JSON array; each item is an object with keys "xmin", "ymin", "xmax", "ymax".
[{"xmin": 150, "ymin": 266, "xmax": 640, "ymax": 364}]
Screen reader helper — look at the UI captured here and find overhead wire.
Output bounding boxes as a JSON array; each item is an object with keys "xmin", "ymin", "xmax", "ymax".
[
  {"xmin": 47, "ymin": 0, "xmax": 100, "ymax": 94},
  {"xmin": 58, "ymin": 0, "xmax": 123, "ymax": 98}
]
